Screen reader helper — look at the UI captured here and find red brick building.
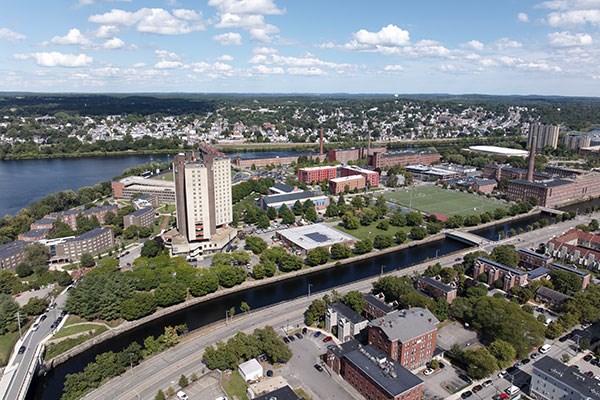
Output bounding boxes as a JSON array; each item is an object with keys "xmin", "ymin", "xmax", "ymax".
[
  {"xmin": 326, "ymin": 340, "xmax": 424, "ymax": 400},
  {"xmin": 368, "ymin": 308, "xmax": 439, "ymax": 370},
  {"xmin": 416, "ymin": 276, "xmax": 457, "ymax": 304},
  {"xmin": 328, "ymin": 147, "xmax": 387, "ymax": 163},
  {"xmin": 369, "ymin": 152, "xmax": 440, "ymax": 170},
  {"xmin": 363, "ymin": 293, "xmax": 394, "ymax": 320},
  {"xmin": 297, "ymin": 166, "xmax": 337, "ymax": 184},
  {"xmin": 341, "ymin": 165, "xmax": 380, "ymax": 187},
  {"xmin": 518, "ymin": 248, "xmax": 554, "ymax": 270},
  {"xmin": 329, "ymin": 175, "xmax": 366, "ymax": 194},
  {"xmin": 472, "ymin": 258, "xmax": 528, "ymax": 292},
  {"xmin": 483, "ymin": 164, "xmax": 550, "ymax": 181}
]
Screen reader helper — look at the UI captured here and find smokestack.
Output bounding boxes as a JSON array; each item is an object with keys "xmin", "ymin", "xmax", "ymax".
[
  {"xmin": 319, "ymin": 127, "xmax": 324, "ymax": 155},
  {"xmin": 527, "ymin": 132, "xmax": 537, "ymax": 182}
]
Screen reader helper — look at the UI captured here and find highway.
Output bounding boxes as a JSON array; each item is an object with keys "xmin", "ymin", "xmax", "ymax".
[
  {"xmin": 0, "ymin": 288, "xmax": 70, "ymax": 400},
  {"xmin": 84, "ymin": 213, "xmax": 596, "ymax": 400}
]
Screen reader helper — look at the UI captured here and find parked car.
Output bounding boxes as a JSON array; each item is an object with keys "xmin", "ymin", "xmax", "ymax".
[
  {"xmin": 539, "ymin": 344, "xmax": 551, "ymax": 354},
  {"xmin": 176, "ymin": 391, "xmax": 189, "ymax": 400},
  {"xmin": 266, "ymin": 370, "xmax": 273, "ymax": 377},
  {"xmin": 423, "ymin": 368, "xmax": 435, "ymax": 376},
  {"xmin": 322, "ymin": 336, "xmax": 333, "ymax": 343},
  {"xmin": 314, "ymin": 364, "xmax": 323, "ymax": 372},
  {"xmin": 461, "ymin": 390, "xmax": 473, "ymax": 399},
  {"xmin": 283, "ymin": 337, "xmax": 290, "ymax": 344},
  {"xmin": 584, "ymin": 354, "xmax": 594, "ymax": 362},
  {"xmin": 314, "ymin": 331, "xmax": 321, "ymax": 338},
  {"xmin": 522, "ymin": 358, "xmax": 531, "ymax": 365},
  {"xmin": 18, "ymin": 346, "xmax": 26, "ymax": 354},
  {"xmin": 531, "ymin": 352, "xmax": 540, "ymax": 359},
  {"xmin": 438, "ymin": 361, "xmax": 446, "ymax": 369},
  {"xmin": 295, "ymin": 333, "xmax": 303, "ymax": 339},
  {"xmin": 483, "ymin": 379, "xmax": 493, "ymax": 388},
  {"xmin": 458, "ymin": 374, "xmax": 473, "ymax": 384},
  {"xmin": 472, "ymin": 385, "xmax": 483, "ymax": 393},
  {"xmin": 287, "ymin": 335, "xmax": 295, "ymax": 342},
  {"xmin": 585, "ymin": 371, "xmax": 594, "ymax": 377},
  {"xmin": 39, "ymin": 314, "xmax": 47, "ymax": 322},
  {"xmin": 498, "ymin": 370, "xmax": 508, "ymax": 379},
  {"xmin": 302, "ymin": 327, "xmax": 308, "ymax": 335}
]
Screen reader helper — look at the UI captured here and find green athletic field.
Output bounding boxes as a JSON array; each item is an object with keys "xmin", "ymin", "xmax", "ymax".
[{"xmin": 383, "ymin": 186, "xmax": 507, "ymax": 216}]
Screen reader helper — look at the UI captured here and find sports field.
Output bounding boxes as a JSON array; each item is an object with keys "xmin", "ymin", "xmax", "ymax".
[{"xmin": 383, "ymin": 186, "xmax": 507, "ymax": 216}]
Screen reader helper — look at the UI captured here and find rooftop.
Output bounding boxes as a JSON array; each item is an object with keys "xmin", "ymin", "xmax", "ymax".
[
  {"xmin": 330, "ymin": 175, "xmax": 364, "ymax": 183},
  {"xmin": 510, "ymin": 178, "xmax": 573, "ymax": 188},
  {"xmin": 519, "ymin": 248, "xmax": 552, "ymax": 260},
  {"xmin": 549, "ymin": 262, "xmax": 590, "ymax": 278},
  {"xmin": 363, "ymin": 293, "xmax": 394, "ymax": 314},
  {"xmin": 342, "ymin": 165, "xmax": 377, "ymax": 174},
  {"xmin": 469, "ymin": 145, "xmax": 529, "ymax": 157},
  {"xmin": 477, "ymin": 257, "xmax": 527, "ymax": 276},
  {"xmin": 369, "ymin": 307, "xmax": 439, "ymax": 343},
  {"xmin": 536, "ymin": 286, "xmax": 571, "ymax": 303},
  {"xmin": 65, "ymin": 227, "xmax": 112, "ymax": 242},
  {"xmin": 262, "ymin": 190, "xmax": 325, "ymax": 206},
  {"xmin": 0, "ymin": 240, "xmax": 26, "ymax": 258},
  {"xmin": 297, "ymin": 165, "xmax": 337, "ymax": 172},
  {"xmin": 253, "ymin": 385, "xmax": 302, "ymax": 400},
  {"xmin": 277, "ymin": 223, "xmax": 355, "ymax": 251},
  {"xmin": 270, "ymin": 183, "xmax": 297, "ymax": 193},
  {"xmin": 533, "ymin": 356, "xmax": 600, "ymax": 399},
  {"xmin": 418, "ymin": 276, "xmax": 456, "ymax": 293},
  {"xmin": 329, "ymin": 302, "xmax": 367, "ymax": 325},
  {"xmin": 528, "ymin": 267, "xmax": 550, "ymax": 280},
  {"xmin": 128, "ymin": 207, "xmax": 154, "ymax": 217},
  {"xmin": 238, "ymin": 358, "xmax": 263, "ymax": 376},
  {"xmin": 344, "ymin": 344, "xmax": 423, "ymax": 397}
]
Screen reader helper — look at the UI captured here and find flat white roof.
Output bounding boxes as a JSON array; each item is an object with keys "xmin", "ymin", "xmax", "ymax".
[
  {"xmin": 278, "ymin": 223, "xmax": 355, "ymax": 251},
  {"xmin": 298, "ymin": 165, "xmax": 337, "ymax": 171},
  {"xmin": 330, "ymin": 175, "xmax": 364, "ymax": 183},
  {"xmin": 238, "ymin": 358, "xmax": 263, "ymax": 376},
  {"xmin": 468, "ymin": 145, "xmax": 529, "ymax": 157}
]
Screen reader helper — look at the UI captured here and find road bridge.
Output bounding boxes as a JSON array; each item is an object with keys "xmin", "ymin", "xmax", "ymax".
[{"xmin": 445, "ymin": 230, "xmax": 492, "ymax": 246}]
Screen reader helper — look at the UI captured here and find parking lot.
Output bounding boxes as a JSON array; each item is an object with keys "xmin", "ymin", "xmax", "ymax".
[
  {"xmin": 170, "ymin": 371, "xmax": 226, "ymax": 400},
  {"xmin": 277, "ymin": 330, "xmax": 361, "ymax": 400},
  {"xmin": 437, "ymin": 321, "xmax": 479, "ymax": 351},
  {"xmin": 420, "ymin": 361, "xmax": 470, "ymax": 400}
]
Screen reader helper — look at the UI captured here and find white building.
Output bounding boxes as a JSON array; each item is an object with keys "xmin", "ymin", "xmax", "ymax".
[{"xmin": 238, "ymin": 358, "xmax": 263, "ymax": 382}]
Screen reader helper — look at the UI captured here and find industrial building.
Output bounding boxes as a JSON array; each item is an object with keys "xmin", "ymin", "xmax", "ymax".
[
  {"xmin": 328, "ymin": 146, "xmax": 386, "ymax": 163},
  {"xmin": 369, "ymin": 151, "xmax": 440, "ymax": 169},
  {"xmin": 259, "ymin": 190, "xmax": 329, "ymax": 211},
  {"xmin": 276, "ymin": 223, "xmax": 355, "ymax": 255}
]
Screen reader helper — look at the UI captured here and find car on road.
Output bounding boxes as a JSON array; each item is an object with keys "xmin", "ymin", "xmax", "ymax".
[
  {"xmin": 50, "ymin": 303, "xmax": 57, "ymax": 309},
  {"xmin": 584, "ymin": 354, "xmax": 594, "ymax": 362},
  {"xmin": 40, "ymin": 314, "xmax": 47, "ymax": 322},
  {"xmin": 423, "ymin": 368, "xmax": 435, "ymax": 376},
  {"xmin": 483, "ymin": 379, "xmax": 493, "ymax": 388},
  {"xmin": 314, "ymin": 364, "xmax": 323, "ymax": 372},
  {"xmin": 492, "ymin": 394, "xmax": 509, "ymax": 400},
  {"xmin": 438, "ymin": 361, "xmax": 445, "ymax": 369},
  {"xmin": 461, "ymin": 390, "xmax": 473, "ymax": 399},
  {"xmin": 32, "ymin": 323, "xmax": 39, "ymax": 331},
  {"xmin": 322, "ymin": 336, "xmax": 333, "ymax": 343},
  {"xmin": 18, "ymin": 346, "xmax": 26, "ymax": 354},
  {"xmin": 472, "ymin": 385, "xmax": 483, "ymax": 393},
  {"xmin": 314, "ymin": 331, "xmax": 321, "ymax": 338},
  {"xmin": 539, "ymin": 344, "xmax": 551, "ymax": 354},
  {"xmin": 585, "ymin": 371, "xmax": 594, "ymax": 377},
  {"xmin": 326, "ymin": 344, "xmax": 336, "ymax": 350},
  {"xmin": 176, "ymin": 391, "xmax": 189, "ymax": 400},
  {"xmin": 295, "ymin": 333, "xmax": 303, "ymax": 339}
]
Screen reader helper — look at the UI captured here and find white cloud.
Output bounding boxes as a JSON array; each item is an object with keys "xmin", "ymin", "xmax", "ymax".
[
  {"xmin": 0, "ymin": 28, "xmax": 26, "ymax": 41},
  {"xmin": 102, "ymin": 37, "xmax": 125, "ymax": 49},
  {"xmin": 15, "ymin": 52, "xmax": 93, "ymax": 67},
  {"xmin": 78, "ymin": 0, "xmax": 132, "ymax": 6},
  {"xmin": 95, "ymin": 25, "xmax": 120, "ymax": 38},
  {"xmin": 463, "ymin": 40, "xmax": 484, "ymax": 51},
  {"xmin": 494, "ymin": 37, "xmax": 523, "ymax": 50},
  {"xmin": 155, "ymin": 60, "xmax": 184, "ymax": 69},
  {"xmin": 191, "ymin": 61, "xmax": 236, "ymax": 78},
  {"xmin": 253, "ymin": 53, "xmax": 352, "ymax": 70},
  {"xmin": 155, "ymin": 49, "xmax": 181, "ymax": 61},
  {"xmin": 213, "ymin": 32, "xmax": 242, "ymax": 45},
  {"xmin": 538, "ymin": 0, "xmax": 600, "ymax": 26},
  {"xmin": 384, "ymin": 65, "xmax": 404, "ymax": 71},
  {"xmin": 217, "ymin": 54, "xmax": 234, "ymax": 61},
  {"xmin": 133, "ymin": 62, "xmax": 147, "ymax": 68},
  {"xmin": 287, "ymin": 67, "xmax": 325, "ymax": 76},
  {"xmin": 517, "ymin": 61, "xmax": 562, "ymax": 72},
  {"xmin": 89, "ymin": 8, "xmax": 205, "ymax": 35},
  {"xmin": 318, "ymin": 41, "xmax": 335, "ymax": 49},
  {"xmin": 518, "ymin": 12, "xmax": 530, "ymax": 22},
  {"xmin": 252, "ymin": 46, "xmax": 277, "ymax": 54},
  {"xmin": 350, "ymin": 24, "xmax": 410, "ymax": 48},
  {"xmin": 248, "ymin": 54, "xmax": 268, "ymax": 64},
  {"xmin": 50, "ymin": 28, "xmax": 91, "ymax": 46},
  {"xmin": 548, "ymin": 30, "xmax": 593, "ymax": 46},
  {"xmin": 252, "ymin": 64, "xmax": 284, "ymax": 74},
  {"xmin": 208, "ymin": 0, "xmax": 284, "ymax": 15}
]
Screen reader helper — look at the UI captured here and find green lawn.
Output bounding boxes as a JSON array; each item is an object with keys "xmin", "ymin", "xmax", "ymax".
[
  {"xmin": 383, "ymin": 186, "xmax": 507, "ymax": 217},
  {"xmin": 0, "ymin": 331, "xmax": 19, "ymax": 366},
  {"xmin": 333, "ymin": 222, "xmax": 411, "ymax": 242},
  {"xmin": 222, "ymin": 371, "xmax": 248, "ymax": 400},
  {"xmin": 53, "ymin": 323, "xmax": 107, "ymax": 339}
]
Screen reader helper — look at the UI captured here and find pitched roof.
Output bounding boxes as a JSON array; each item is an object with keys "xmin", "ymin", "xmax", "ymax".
[
  {"xmin": 533, "ymin": 356, "xmax": 600, "ymax": 399},
  {"xmin": 476, "ymin": 257, "xmax": 527, "ymax": 276},
  {"xmin": 418, "ymin": 276, "xmax": 456, "ymax": 294},
  {"xmin": 536, "ymin": 286, "xmax": 571, "ymax": 303},
  {"xmin": 368, "ymin": 308, "xmax": 439, "ymax": 343},
  {"xmin": 329, "ymin": 302, "xmax": 367, "ymax": 325},
  {"xmin": 363, "ymin": 294, "xmax": 394, "ymax": 314}
]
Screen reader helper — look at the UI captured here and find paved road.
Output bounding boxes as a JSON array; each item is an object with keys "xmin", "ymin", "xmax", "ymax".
[
  {"xmin": 119, "ymin": 244, "xmax": 142, "ymax": 269},
  {"xmin": 83, "ymin": 213, "xmax": 598, "ymax": 400},
  {"xmin": 1, "ymin": 289, "xmax": 69, "ymax": 400}
]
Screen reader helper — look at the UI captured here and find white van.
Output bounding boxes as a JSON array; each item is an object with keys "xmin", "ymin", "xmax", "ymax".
[
  {"xmin": 539, "ymin": 344, "xmax": 552, "ymax": 354},
  {"xmin": 506, "ymin": 385, "xmax": 520, "ymax": 395}
]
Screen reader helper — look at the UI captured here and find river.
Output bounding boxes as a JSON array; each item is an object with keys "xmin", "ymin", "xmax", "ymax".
[{"xmin": 0, "ymin": 151, "xmax": 305, "ymax": 217}]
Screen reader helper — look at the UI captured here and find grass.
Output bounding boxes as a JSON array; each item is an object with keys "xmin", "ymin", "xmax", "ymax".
[
  {"xmin": 62, "ymin": 315, "xmax": 86, "ymax": 327},
  {"xmin": 295, "ymin": 388, "xmax": 313, "ymax": 400},
  {"xmin": 53, "ymin": 323, "xmax": 107, "ymax": 339},
  {"xmin": 0, "ymin": 331, "xmax": 20, "ymax": 366},
  {"xmin": 45, "ymin": 329, "xmax": 106, "ymax": 359},
  {"xmin": 157, "ymin": 204, "xmax": 176, "ymax": 214},
  {"xmin": 383, "ymin": 186, "xmax": 507, "ymax": 217},
  {"xmin": 222, "ymin": 370, "xmax": 248, "ymax": 400},
  {"xmin": 333, "ymin": 222, "xmax": 412, "ymax": 242}
]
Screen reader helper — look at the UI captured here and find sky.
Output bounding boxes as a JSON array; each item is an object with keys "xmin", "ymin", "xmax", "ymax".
[{"xmin": 1, "ymin": 0, "xmax": 600, "ymax": 95}]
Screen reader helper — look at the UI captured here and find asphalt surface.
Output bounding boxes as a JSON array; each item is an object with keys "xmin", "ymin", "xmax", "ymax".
[
  {"xmin": 2, "ymin": 289, "xmax": 69, "ymax": 400},
  {"xmin": 77, "ymin": 212, "xmax": 600, "ymax": 399}
]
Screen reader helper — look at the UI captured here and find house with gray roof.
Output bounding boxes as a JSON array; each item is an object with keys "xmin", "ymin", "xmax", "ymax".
[
  {"xmin": 326, "ymin": 302, "xmax": 368, "ymax": 343},
  {"xmin": 531, "ymin": 356, "xmax": 600, "ymax": 400}
]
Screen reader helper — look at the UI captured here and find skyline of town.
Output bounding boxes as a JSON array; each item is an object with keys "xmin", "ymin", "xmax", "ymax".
[{"xmin": 1, "ymin": 1, "xmax": 600, "ymax": 94}]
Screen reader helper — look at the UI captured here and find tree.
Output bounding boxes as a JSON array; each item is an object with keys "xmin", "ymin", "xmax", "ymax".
[
  {"xmin": 354, "ymin": 239, "xmax": 373, "ymax": 255},
  {"xmin": 22, "ymin": 297, "xmax": 50, "ymax": 316},
  {"xmin": 330, "ymin": 243, "xmax": 352, "ymax": 260},
  {"xmin": 245, "ymin": 236, "xmax": 268, "ymax": 254},
  {"xmin": 406, "ymin": 212, "xmax": 423, "ymax": 226},
  {"xmin": 342, "ymin": 291, "xmax": 364, "ymax": 314},
  {"xmin": 15, "ymin": 262, "xmax": 33, "ymax": 278},
  {"xmin": 325, "ymin": 203, "xmax": 339, "ymax": 217},
  {"xmin": 141, "ymin": 237, "xmax": 165, "ymax": 258},
  {"xmin": 372, "ymin": 275, "xmax": 414, "ymax": 303},
  {"xmin": 490, "ymin": 245, "xmax": 519, "ymax": 268},
  {"xmin": 155, "ymin": 390, "xmax": 166, "ymax": 400},
  {"xmin": 267, "ymin": 206, "xmax": 277, "ymax": 220},
  {"xmin": 373, "ymin": 235, "xmax": 392, "ymax": 249},
  {"xmin": 426, "ymin": 222, "xmax": 442, "ymax": 234},
  {"xmin": 463, "ymin": 348, "xmax": 498, "ymax": 379},
  {"xmin": 79, "ymin": 253, "xmax": 96, "ymax": 268},
  {"xmin": 410, "ymin": 226, "xmax": 428, "ymax": 240},
  {"xmin": 210, "ymin": 265, "xmax": 247, "ymax": 288},
  {"xmin": 376, "ymin": 220, "xmax": 390, "ymax": 230},
  {"xmin": 23, "ymin": 243, "xmax": 49, "ymax": 270},
  {"xmin": 178, "ymin": 374, "xmax": 189, "ymax": 388},
  {"xmin": 189, "ymin": 271, "xmax": 219, "ymax": 297},
  {"xmin": 489, "ymin": 339, "xmax": 517, "ymax": 367},
  {"xmin": 306, "ymin": 247, "xmax": 330, "ymax": 266},
  {"xmin": 304, "ymin": 206, "xmax": 318, "ymax": 223},
  {"xmin": 394, "ymin": 231, "xmax": 407, "ymax": 244},
  {"xmin": 351, "ymin": 196, "xmax": 364, "ymax": 209},
  {"xmin": 342, "ymin": 212, "xmax": 360, "ymax": 230},
  {"xmin": 256, "ymin": 212, "xmax": 270, "ymax": 229},
  {"xmin": 278, "ymin": 204, "xmax": 296, "ymax": 224},
  {"xmin": 550, "ymin": 270, "xmax": 582, "ymax": 295},
  {"xmin": 240, "ymin": 301, "xmax": 250, "ymax": 313},
  {"xmin": 154, "ymin": 283, "xmax": 186, "ymax": 307},
  {"xmin": 292, "ymin": 200, "xmax": 304, "ymax": 216},
  {"xmin": 305, "ymin": 299, "xmax": 327, "ymax": 326},
  {"xmin": 389, "ymin": 212, "xmax": 406, "ymax": 227},
  {"xmin": 120, "ymin": 292, "xmax": 157, "ymax": 321}
]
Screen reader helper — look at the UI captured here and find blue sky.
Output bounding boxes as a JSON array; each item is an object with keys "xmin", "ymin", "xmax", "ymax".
[{"xmin": 1, "ymin": 0, "xmax": 599, "ymax": 95}]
